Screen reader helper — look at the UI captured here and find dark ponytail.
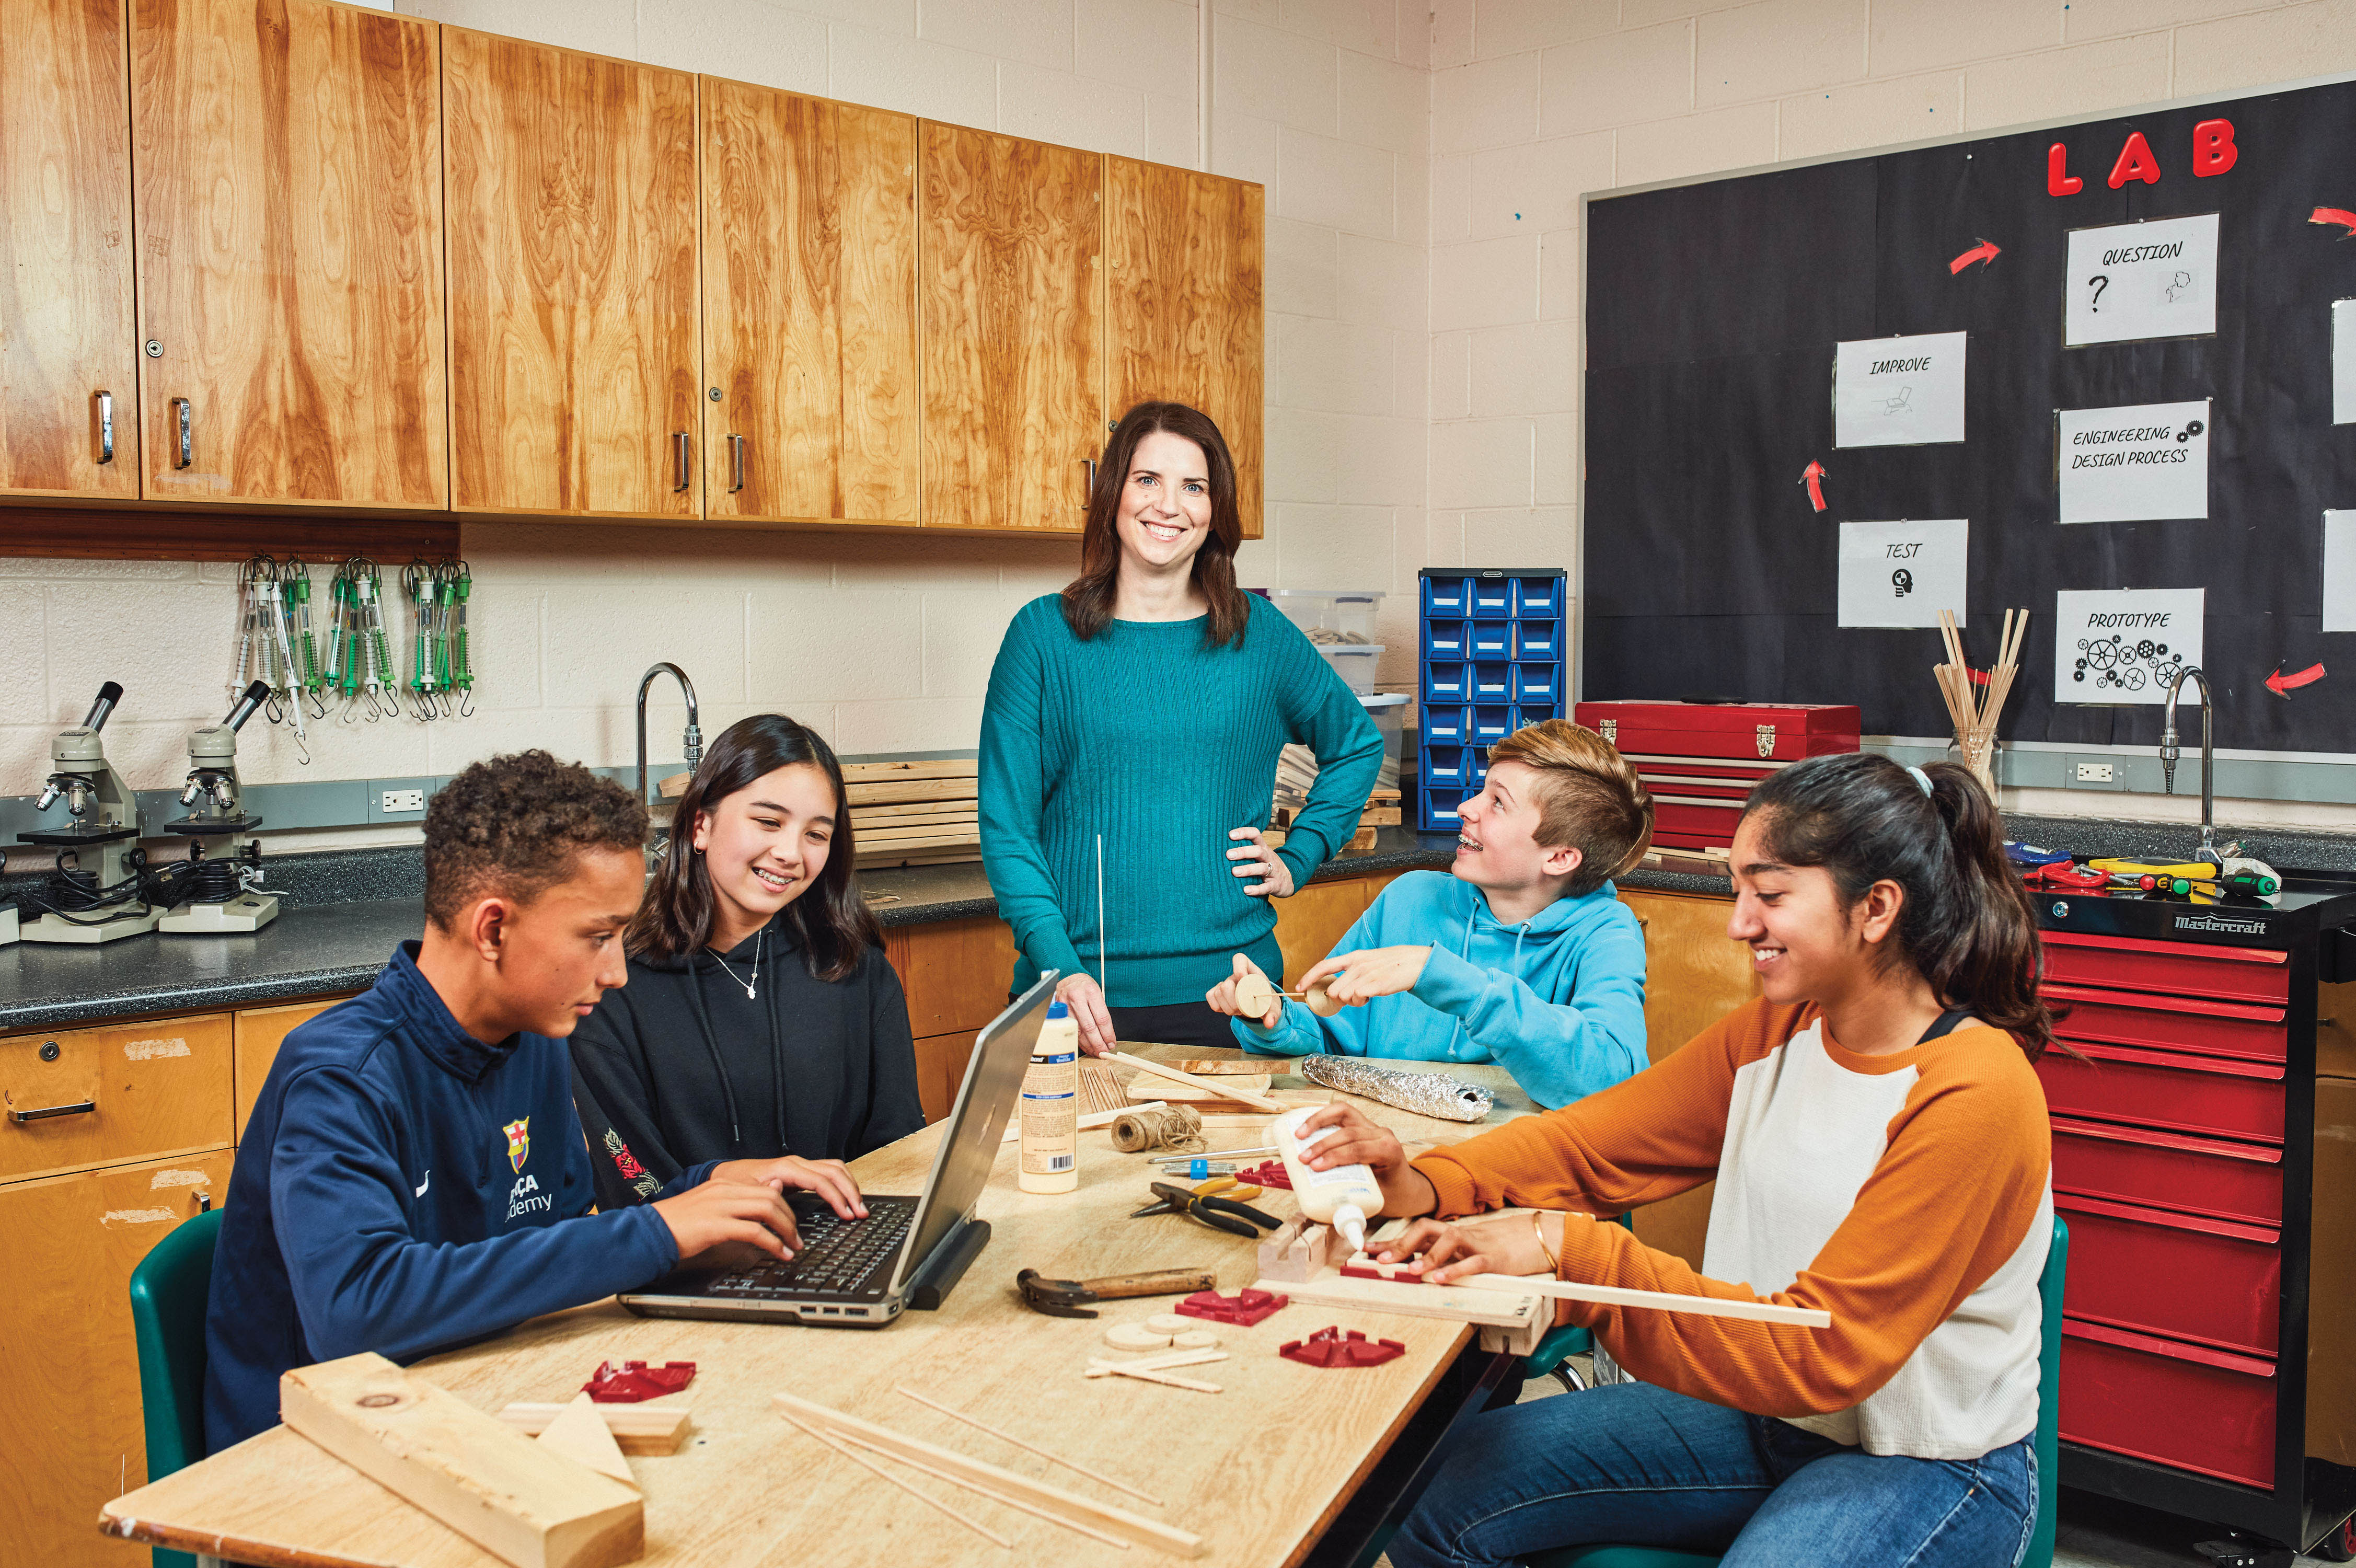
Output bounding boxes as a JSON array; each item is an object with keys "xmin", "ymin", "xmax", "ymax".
[{"xmin": 1741, "ymin": 754, "xmax": 2057, "ymax": 1062}]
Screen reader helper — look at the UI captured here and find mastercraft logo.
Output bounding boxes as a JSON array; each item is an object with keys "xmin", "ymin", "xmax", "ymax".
[{"xmin": 2176, "ymin": 912, "xmax": 2268, "ymax": 935}]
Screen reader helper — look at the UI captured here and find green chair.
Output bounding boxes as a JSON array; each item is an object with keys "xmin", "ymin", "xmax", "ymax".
[
  {"xmin": 128, "ymin": 1207, "xmax": 224, "ymax": 1568},
  {"xmin": 1525, "ymin": 1216, "xmax": 2071, "ymax": 1568},
  {"xmin": 1522, "ymin": 1214, "xmax": 1637, "ymax": 1393}
]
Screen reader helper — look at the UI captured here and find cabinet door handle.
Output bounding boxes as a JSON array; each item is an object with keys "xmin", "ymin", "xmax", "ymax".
[
  {"xmin": 728, "ymin": 433, "xmax": 745, "ymax": 494},
  {"xmin": 96, "ymin": 390, "xmax": 113, "ymax": 464},
  {"xmin": 673, "ymin": 432, "xmax": 690, "ymax": 493},
  {"xmin": 195, "ymin": 1190, "xmax": 212, "ymax": 1213},
  {"xmin": 1082, "ymin": 457, "xmax": 1097, "ymax": 504},
  {"xmin": 171, "ymin": 397, "xmax": 192, "ymax": 469},
  {"xmin": 9, "ymin": 1099, "xmax": 96, "ymax": 1122}
]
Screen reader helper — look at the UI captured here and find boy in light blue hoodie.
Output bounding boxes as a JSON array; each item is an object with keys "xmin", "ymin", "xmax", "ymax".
[{"xmin": 1207, "ymin": 720, "xmax": 1653, "ymax": 1109}]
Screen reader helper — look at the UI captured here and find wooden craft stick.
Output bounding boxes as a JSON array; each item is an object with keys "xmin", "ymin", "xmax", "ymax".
[
  {"xmin": 774, "ymin": 1391, "xmax": 1206, "ymax": 1558},
  {"xmin": 895, "ymin": 1386, "xmax": 1162, "ymax": 1505},
  {"xmin": 1439, "ymin": 1272, "xmax": 1832, "ymax": 1328},
  {"xmin": 1084, "ymin": 1349, "xmax": 1228, "ymax": 1377},
  {"xmin": 782, "ymin": 1413, "xmax": 1012, "ymax": 1550},
  {"xmin": 1087, "ymin": 1363, "xmax": 1223, "ymax": 1393},
  {"xmin": 281, "ymin": 1353, "xmax": 640, "ymax": 1568},
  {"xmin": 1108, "ymin": 1051, "xmax": 1285, "ymax": 1112},
  {"xmin": 836, "ymin": 1432, "xmax": 1132, "ymax": 1549},
  {"xmin": 496, "ymin": 1402, "xmax": 691, "ymax": 1454}
]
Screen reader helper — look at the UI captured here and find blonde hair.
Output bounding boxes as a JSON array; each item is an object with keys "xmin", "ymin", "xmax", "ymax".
[{"xmin": 1485, "ymin": 720, "xmax": 1654, "ymax": 896}]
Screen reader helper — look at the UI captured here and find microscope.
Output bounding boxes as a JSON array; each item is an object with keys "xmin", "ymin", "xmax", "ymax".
[
  {"xmin": 18, "ymin": 681, "xmax": 160, "ymax": 944},
  {"xmin": 158, "ymin": 680, "xmax": 278, "ymax": 934}
]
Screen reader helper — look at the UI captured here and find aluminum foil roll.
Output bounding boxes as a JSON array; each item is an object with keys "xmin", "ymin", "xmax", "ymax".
[{"xmin": 1299, "ymin": 1055, "xmax": 1493, "ymax": 1123}]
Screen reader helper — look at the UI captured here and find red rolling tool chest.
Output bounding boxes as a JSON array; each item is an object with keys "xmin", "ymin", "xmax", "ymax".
[
  {"xmin": 1569, "ymin": 701, "xmax": 1861, "ymax": 850},
  {"xmin": 2032, "ymin": 882, "xmax": 2356, "ymax": 1551}
]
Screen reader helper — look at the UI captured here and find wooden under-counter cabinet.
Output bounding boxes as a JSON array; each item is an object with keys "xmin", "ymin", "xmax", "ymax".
[
  {"xmin": 0, "ymin": 0, "xmax": 139, "ymax": 500},
  {"xmin": 442, "ymin": 29, "xmax": 701, "ymax": 518},
  {"xmin": 919, "ymin": 121, "xmax": 1105, "ymax": 534},
  {"xmin": 700, "ymin": 80, "xmax": 920, "ymax": 528},
  {"xmin": 130, "ymin": 0, "xmax": 446, "ymax": 509}
]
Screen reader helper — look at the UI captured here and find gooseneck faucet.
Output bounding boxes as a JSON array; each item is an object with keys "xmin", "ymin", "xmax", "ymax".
[
  {"xmin": 635, "ymin": 663, "xmax": 702, "ymax": 815},
  {"xmin": 2159, "ymin": 665, "xmax": 2221, "ymax": 867}
]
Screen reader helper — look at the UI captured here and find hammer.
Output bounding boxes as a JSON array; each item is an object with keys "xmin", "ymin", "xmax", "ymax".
[{"xmin": 1015, "ymin": 1266, "xmax": 1219, "ymax": 1319}]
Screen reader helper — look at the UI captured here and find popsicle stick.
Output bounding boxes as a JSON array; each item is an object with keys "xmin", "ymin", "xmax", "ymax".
[
  {"xmin": 894, "ymin": 1386, "xmax": 1162, "ymax": 1506},
  {"xmin": 1107, "ymin": 1052, "xmax": 1284, "ymax": 1112},
  {"xmin": 1442, "ymin": 1272, "xmax": 1832, "ymax": 1328},
  {"xmin": 1088, "ymin": 1363, "xmax": 1223, "ymax": 1393},
  {"xmin": 835, "ymin": 1433, "xmax": 1132, "ymax": 1550},
  {"xmin": 781, "ymin": 1412, "xmax": 1012, "ymax": 1550},
  {"xmin": 1084, "ymin": 1349, "xmax": 1228, "ymax": 1377}
]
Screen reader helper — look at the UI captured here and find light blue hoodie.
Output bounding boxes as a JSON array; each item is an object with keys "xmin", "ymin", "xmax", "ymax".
[{"xmin": 1232, "ymin": 869, "xmax": 1648, "ymax": 1109}]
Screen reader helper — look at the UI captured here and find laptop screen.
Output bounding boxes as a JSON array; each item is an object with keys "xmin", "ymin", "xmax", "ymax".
[{"xmin": 886, "ymin": 972, "xmax": 1057, "ymax": 1294}]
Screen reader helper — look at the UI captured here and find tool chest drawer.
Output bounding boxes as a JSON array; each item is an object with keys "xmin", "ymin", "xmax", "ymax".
[
  {"xmin": 2051, "ymin": 1114, "xmax": 2282, "ymax": 1227},
  {"xmin": 2054, "ymin": 1193, "xmax": 2280, "ymax": 1356},
  {"xmin": 2043, "ymin": 982, "xmax": 2287, "ymax": 1065},
  {"xmin": 2035, "ymin": 1041, "xmax": 2285, "ymax": 1145},
  {"xmin": 0, "ymin": 1016, "xmax": 233, "ymax": 1182},
  {"xmin": 2061, "ymin": 1318, "xmax": 2277, "ymax": 1489},
  {"xmin": 2041, "ymin": 931, "xmax": 2289, "ymax": 1006}
]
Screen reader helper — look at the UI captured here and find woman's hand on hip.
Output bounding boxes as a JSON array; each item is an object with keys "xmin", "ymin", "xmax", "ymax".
[
  {"xmin": 1054, "ymin": 972, "xmax": 1118, "ymax": 1056},
  {"xmin": 1206, "ymin": 952, "xmax": 1284, "ymax": 1028},
  {"xmin": 1228, "ymin": 826, "xmax": 1295, "ymax": 898}
]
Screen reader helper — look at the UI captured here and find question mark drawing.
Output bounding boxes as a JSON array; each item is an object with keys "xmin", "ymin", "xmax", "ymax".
[
  {"xmin": 2088, "ymin": 274, "xmax": 2110, "ymax": 311},
  {"xmin": 1892, "ymin": 569, "xmax": 1914, "ymax": 597}
]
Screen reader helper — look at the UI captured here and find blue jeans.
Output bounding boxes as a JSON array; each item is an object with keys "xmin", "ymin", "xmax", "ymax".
[{"xmin": 1389, "ymin": 1382, "xmax": 2036, "ymax": 1568}]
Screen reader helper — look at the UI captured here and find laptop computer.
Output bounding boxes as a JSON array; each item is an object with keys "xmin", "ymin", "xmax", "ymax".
[{"xmin": 618, "ymin": 971, "xmax": 1057, "ymax": 1327}]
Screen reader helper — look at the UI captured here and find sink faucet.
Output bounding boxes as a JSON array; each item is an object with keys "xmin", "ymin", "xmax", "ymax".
[
  {"xmin": 635, "ymin": 663, "xmax": 702, "ymax": 819},
  {"xmin": 2159, "ymin": 665, "xmax": 2221, "ymax": 867}
]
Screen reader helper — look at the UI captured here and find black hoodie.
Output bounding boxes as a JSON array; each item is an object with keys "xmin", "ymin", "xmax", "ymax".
[{"xmin": 567, "ymin": 917, "xmax": 926, "ymax": 1212}]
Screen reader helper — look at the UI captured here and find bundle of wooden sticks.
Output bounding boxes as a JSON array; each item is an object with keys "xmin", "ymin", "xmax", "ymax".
[{"xmin": 1934, "ymin": 608, "xmax": 2027, "ymax": 796}]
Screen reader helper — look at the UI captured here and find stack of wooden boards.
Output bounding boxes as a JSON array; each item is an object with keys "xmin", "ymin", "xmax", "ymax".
[
  {"xmin": 847, "ymin": 758, "xmax": 980, "ymax": 869},
  {"xmin": 1264, "ymin": 786, "xmax": 1400, "ymax": 857}
]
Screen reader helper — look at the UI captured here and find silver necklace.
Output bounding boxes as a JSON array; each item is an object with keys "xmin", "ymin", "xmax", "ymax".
[{"xmin": 710, "ymin": 926, "xmax": 763, "ymax": 1001}]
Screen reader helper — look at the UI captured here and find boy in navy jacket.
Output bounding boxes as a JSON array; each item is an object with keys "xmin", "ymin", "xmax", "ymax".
[{"xmin": 204, "ymin": 751, "xmax": 867, "ymax": 1451}]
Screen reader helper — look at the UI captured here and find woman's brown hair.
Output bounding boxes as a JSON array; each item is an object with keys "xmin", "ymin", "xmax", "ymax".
[
  {"xmin": 1060, "ymin": 400, "xmax": 1253, "ymax": 649},
  {"xmin": 628, "ymin": 714, "xmax": 881, "ymax": 982}
]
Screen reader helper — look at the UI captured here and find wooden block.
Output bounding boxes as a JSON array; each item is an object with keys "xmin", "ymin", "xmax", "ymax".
[
  {"xmin": 1358, "ymin": 806, "xmax": 1401, "ymax": 827},
  {"xmin": 1256, "ymin": 1218, "xmax": 1331, "ymax": 1284},
  {"xmin": 536, "ymin": 1394, "xmax": 637, "ymax": 1490},
  {"xmin": 495, "ymin": 1403, "xmax": 691, "ymax": 1455},
  {"xmin": 850, "ymin": 799, "xmax": 983, "ymax": 822},
  {"xmin": 839, "ymin": 759, "xmax": 979, "ymax": 783},
  {"xmin": 857, "ymin": 821, "xmax": 981, "ymax": 845},
  {"xmin": 280, "ymin": 1353, "xmax": 642, "ymax": 1568},
  {"xmin": 1171, "ymin": 1330, "xmax": 1220, "ymax": 1350}
]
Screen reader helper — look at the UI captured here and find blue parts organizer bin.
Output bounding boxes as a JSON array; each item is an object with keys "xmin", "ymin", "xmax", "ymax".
[{"xmin": 1419, "ymin": 568, "xmax": 1568, "ymax": 831}]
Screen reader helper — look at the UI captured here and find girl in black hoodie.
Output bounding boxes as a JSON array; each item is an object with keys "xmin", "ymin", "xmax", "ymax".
[{"xmin": 570, "ymin": 714, "xmax": 927, "ymax": 1212}]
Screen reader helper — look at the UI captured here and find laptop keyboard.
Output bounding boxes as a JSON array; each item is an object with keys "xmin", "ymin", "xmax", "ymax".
[{"xmin": 704, "ymin": 1201, "xmax": 914, "ymax": 1299}]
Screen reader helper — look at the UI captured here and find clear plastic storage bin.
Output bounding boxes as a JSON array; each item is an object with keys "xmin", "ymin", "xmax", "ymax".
[
  {"xmin": 1318, "ymin": 644, "xmax": 1385, "ymax": 695},
  {"xmin": 1274, "ymin": 589, "xmax": 1386, "ymax": 645}
]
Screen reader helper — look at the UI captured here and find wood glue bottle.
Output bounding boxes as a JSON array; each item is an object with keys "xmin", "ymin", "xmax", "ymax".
[
  {"xmin": 1273, "ymin": 1106, "xmax": 1381, "ymax": 1254},
  {"xmin": 1019, "ymin": 1000, "xmax": 1080, "ymax": 1194}
]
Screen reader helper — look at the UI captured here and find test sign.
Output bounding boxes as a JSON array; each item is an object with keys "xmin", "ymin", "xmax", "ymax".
[
  {"xmin": 2057, "ymin": 400, "xmax": 2210, "ymax": 524},
  {"xmin": 1838, "ymin": 520, "xmax": 1967, "ymax": 628}
]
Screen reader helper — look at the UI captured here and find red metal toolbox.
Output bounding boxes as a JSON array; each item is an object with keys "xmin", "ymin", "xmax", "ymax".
[
  {"xmin": 2051, "ymin": 1114, "xmax": 2283, "ymax": 1227},
  {"xmin": 1575, "ymin": 701, "xmax": 1861, "ymax": 851},
  {"xmin": 2035, "ymin": 1040, "xmax": 2286, "ymax": 1146},
  {"xmin": 2055, "ymin": 1192, "xmax": 2281, "ymax": 1356},
  {"xmin": 2043, "ymin": 981, "xmax": 2288, "ymax": 1064},
  {"xmin": 2041, "ymin": 930, "xmax": 2290, "ymax": 1006},
  {"xmin": 2061, "ymin": 1318, "xmax": 2277, "ymax": 1489}
]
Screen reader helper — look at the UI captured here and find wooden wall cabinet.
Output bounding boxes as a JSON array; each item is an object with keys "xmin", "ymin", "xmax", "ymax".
[
  {"xmin": 0, "ymin": 0, "xmax": 138, "ymax": 499},
  {"xmin": 443, "ymin": 29, "xmax": 699, "ymax": 517},
  {"xmin": 701, "ymin": 80, "xmax": 919, "ymax": 527},
  {"xmin": 919, "ymin": 121, "xmax": 1104, "ymax": 534},
  {"xmin": 131, "ymin": 0, "xmax": 446, "ymax": 508},
  {"xmin": 1106, "ymin": 158, "xmax": 1265, "ymax": 539}
]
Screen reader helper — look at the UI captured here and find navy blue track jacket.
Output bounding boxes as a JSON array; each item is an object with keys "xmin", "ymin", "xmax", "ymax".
[{"xmin": 203, "ymin": 942, "xmax": 714, "ymax": 1450}]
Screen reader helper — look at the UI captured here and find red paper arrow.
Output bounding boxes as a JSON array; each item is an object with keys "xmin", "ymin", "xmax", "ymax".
[
  {"xmin": 1800, "ymin": 460, "xmax": 1827, "ymax": 513},
  {"xmin": 1948, "ymin": 238, "xmax": 2001, "ymax": 273},
  {"xmin": 2311, "ymin": 207, "xmax": 2356, "ymax": 236},
  {"xmin": 2267, "ymin": 662, "xmax": 2327, "ymax": 697}
]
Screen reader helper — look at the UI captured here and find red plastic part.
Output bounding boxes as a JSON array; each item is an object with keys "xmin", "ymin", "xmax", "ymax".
[
  {"xmin": 1235, "ymin": 1160, "xmax": 1292, "ymax": 1191},
  {"xmin": 1338, "ymin": 1260, "xmax": 1423, "ymax": 1283},
  {"xmin": 1280, "ymin": 1326, "xmax": 1405, "ymax": 1368},
  {"xmin": 2051, "ymin": 1115, "xmax": 2283, "ymax": 1227},
  {"xmin": 2035, "ymin": 1041, "xmax": 2285, "ymax": 1146},
  {"xmin": 2059, "ymin": 1318, "xmax": 2275, "ymax": 1489},
  {"xmin": 583, "ymin": 1360, "xmax": 697, "ymax": 1403},
  {"xmin": 1174, "ymin": 1288, "xmax": 1288, "ymax": 1327},
  {"xmin": 2054, "ymin": 1192, "xmax": 2280, "ymax": 1357}
]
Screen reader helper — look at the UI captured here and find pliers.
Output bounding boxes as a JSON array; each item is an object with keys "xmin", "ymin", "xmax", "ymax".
[{"xmin": 1130, "ymin": 1180, "xmax": 1284, "ymax": 1238}]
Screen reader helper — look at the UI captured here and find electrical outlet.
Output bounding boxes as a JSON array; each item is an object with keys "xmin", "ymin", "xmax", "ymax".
[
  {"xmin": 381, "ymin": 789, "xmax": 426, "ymax": 814},
  {"xmin": 2075, "ymin": 762, "xmax": 2115, "ymax": 784}
]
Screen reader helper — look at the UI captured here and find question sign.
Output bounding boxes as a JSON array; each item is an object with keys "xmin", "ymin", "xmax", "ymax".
[{"xmin": 2066, "ymin": 214, "xmax": 2218, "ymax": 346}]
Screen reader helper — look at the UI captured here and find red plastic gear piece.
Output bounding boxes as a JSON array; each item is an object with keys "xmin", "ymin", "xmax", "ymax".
[
  {"xmin": 1280, "ymin": 1326, "xmax": 1405, "ymax": 1368},
  {"xmin": 583, "ymin": 1359, "xmax": 698, "ymax": 1403},
  {"xmin": 1235, "ymin": 1159, "xmax": 1292, "ymax": 1190},
  {"xmin": 1173, "ymin": 1287, "xmax": 1289, "ymax": 1327}
]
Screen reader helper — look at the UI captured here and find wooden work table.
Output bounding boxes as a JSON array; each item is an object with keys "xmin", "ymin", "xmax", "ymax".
[{"xmin": 100, "ymin": 1051, "xmax": 1542, "ymax": 1568}]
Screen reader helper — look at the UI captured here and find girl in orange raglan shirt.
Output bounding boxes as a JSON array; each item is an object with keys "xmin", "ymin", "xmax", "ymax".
[{"xmin": 1299, "ymin": 754, "xmax": 2056, "ymax": 1568}]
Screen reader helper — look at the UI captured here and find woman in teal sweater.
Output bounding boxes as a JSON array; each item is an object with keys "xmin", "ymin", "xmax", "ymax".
[{"xmin": 980, "ymin": 401, "xmax": 1383, "ymax": 1054}]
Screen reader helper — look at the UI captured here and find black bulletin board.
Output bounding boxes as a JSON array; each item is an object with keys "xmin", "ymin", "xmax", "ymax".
[{"xmin": 1579, "ymin": 77, "xmax": 2356, "ymax": 754}]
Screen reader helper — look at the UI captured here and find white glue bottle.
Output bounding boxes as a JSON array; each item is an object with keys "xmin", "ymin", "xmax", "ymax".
[
  {"xmin": 1018, "ymin": 1001, "xmax": 1080, "ymax": 1194},
  {"xmin": 1273, "ymin": 1105, "xmax": 1383, "ymax": 1255}
]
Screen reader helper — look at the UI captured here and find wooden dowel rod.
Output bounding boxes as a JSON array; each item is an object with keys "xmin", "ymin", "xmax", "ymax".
[
  {"xmin": 835, "ymin": 1433, "xmax": 1131, "ymax": 1550},
  {"xmin": 894, "ymin": 1386, "xmax": 1162, "ymax": 1506},
  {"xmin": 781, "ymin": 1415, "xmax": 1012, "ymax": 1550},
  {"xmin": 1087, "ymin": 1364, "xmax": 1223, "ymax": 1393},
  {"xmin": 1084, "ymin": 1350, "xmax": 1228, "ymax": 1376},
  {"xmin": 1442, "ymin": 1272, "xmax": 1832, "ymax": 1327}
]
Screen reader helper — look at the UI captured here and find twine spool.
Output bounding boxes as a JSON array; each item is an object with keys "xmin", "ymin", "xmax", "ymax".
[{"xmin": 1109, "ymin": 1103, "xmax": 1204, "ymax": 1154}]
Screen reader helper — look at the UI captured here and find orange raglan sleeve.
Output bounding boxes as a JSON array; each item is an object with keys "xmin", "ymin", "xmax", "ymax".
[
  {"xmin": 1546, "ymin": 1035, "xmax": 2051, "ymax": 1419},
  {"xmin": 1409, "ymin": 998, "xmax": 1803, "ymax": 1217}
]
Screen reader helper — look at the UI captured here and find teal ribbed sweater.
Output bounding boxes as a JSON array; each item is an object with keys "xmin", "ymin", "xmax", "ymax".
[{"xmin": 979, "ymin": 594, "xmax": 1385, "ymax": 1007}]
